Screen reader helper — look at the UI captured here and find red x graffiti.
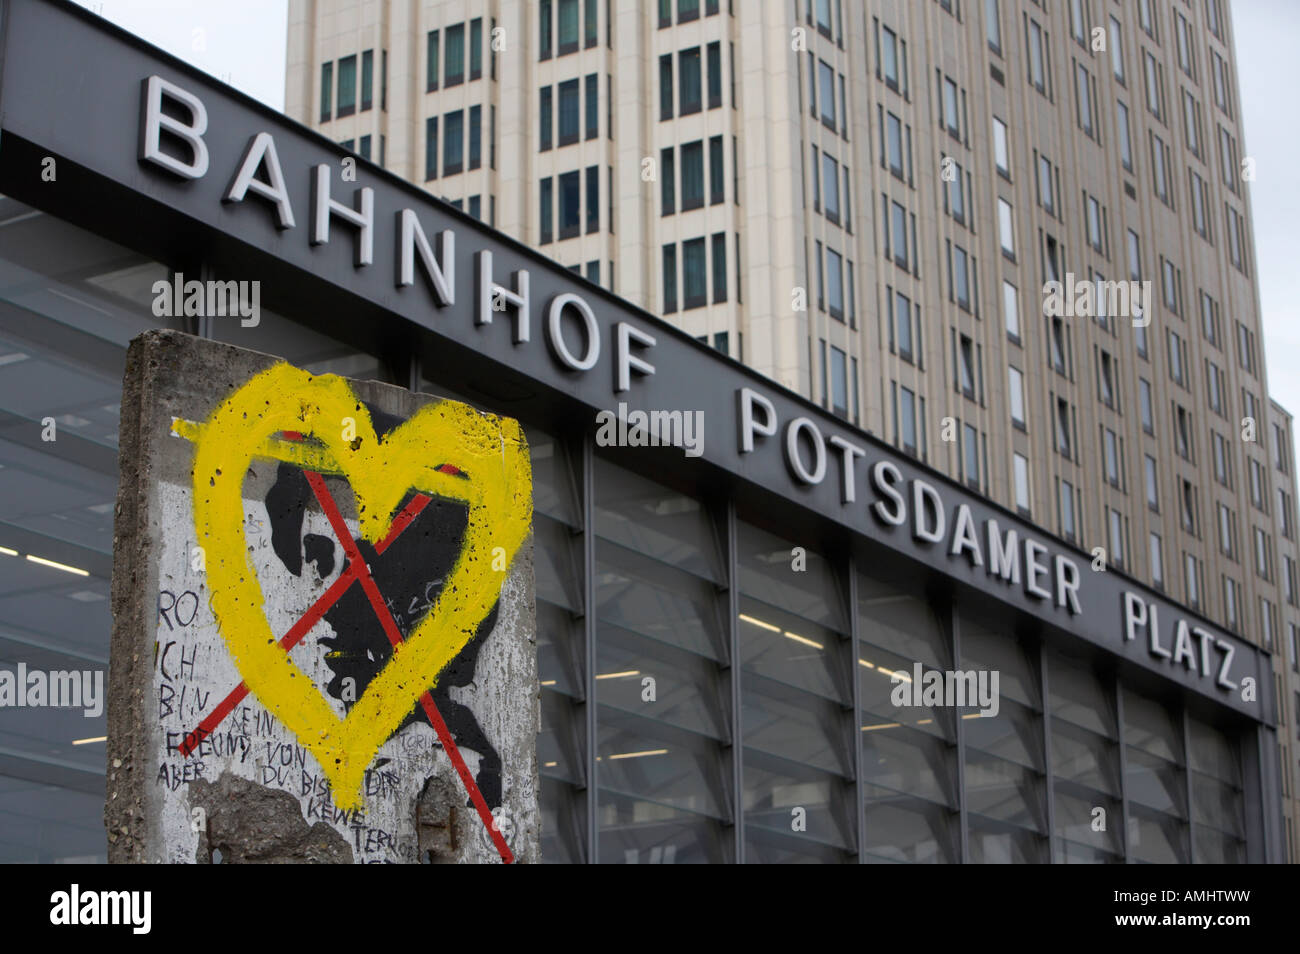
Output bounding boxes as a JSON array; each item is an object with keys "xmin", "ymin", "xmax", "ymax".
[{"xmin": 178, "ymin": 444, "xmax": 514, "ymax": 863}]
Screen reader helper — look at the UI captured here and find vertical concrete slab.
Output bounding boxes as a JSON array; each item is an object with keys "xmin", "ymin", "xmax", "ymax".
[{"xmin": 106, "ymin": 329, "xmax": 538, "ymax": 863}]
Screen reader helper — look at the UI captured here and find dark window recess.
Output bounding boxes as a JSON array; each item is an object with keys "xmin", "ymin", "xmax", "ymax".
[
  {"xmin": 424, "ymin": 116, "xmax": 437, "ymax": 180},
  {"xmin": 469, "ymin": 105, "xmax": 481, "ymax": 170},
  {"xmin": 540, "ymin": 0, "xmax": 553, "ymax": 59},
  {"xmin": 683, "ymin": 237, "xmax": 707, "ymax": 308},
  {"xmin": 559, "ymin": 78, "xmax": 580, "ymax": 145},
  {"xmin": 585, "ymin": 73, "xmax": 598, "ymax": 140},
  {"xmin": 681, "ymin": 140, "xmax": 704, "ymax": 210},
  {"xmin": 427, "ymin": 30, "xmax": 439, "ymax": 91},
  {"xmin": 320, "ymin": 61, "xmax": 333, "ymax": 121},
  {"xmin": 540, "ymin": 86, "xmax": 553, "ymax": 150},
  {"xmin": 709, "ymin": 135, "xmax": 724, "ymax": 205},
  {"xmin": 663, "ymin": 243, "xmax": 678, "ymax": 312},
  {"xmin": 659, "ymin": 54, "xmax": 674, "ymax": 120},
  {"xmin": 707, "ymin": 41, "xmax": 722, "ymax": 108},
  {"xmin": 470, "ymin": 18, "xmax": 483, "ymax": 80},
  {"xmin": 712, "ymin": 232, "xmax": 727, "ymax": 303},
  {"xmin": 661, "ymin": 147, "xmax": 675, "ymax": 215},
  {"xmin": 559, "ymin": 170, "xmax": 580, "ymax": 238},
  {"xmin": 443, "ymin": 109, "xmax": 464, "ymax": 175},
  {"xmin": 558, "ymin": 0, "xmax": 579, "ymax": 54},
  {"xmin": 680, "ymin": 47, "xmax": 702, "ymax": 114},
  {"xmin": 361, "ymin": 50, "xmax": 373, "ymax": 111},
  {"xmin": 337, "ymin": 54, "xmax": 356, "ymax": 117},
  {"xmin": 586, "ymin": 165, "xmax": 599, "ymax": 234},
  {"xmin": 540, "ymin": 176, "xmax": 553, "ymax": 243},
  {"xmin": 445, "ymin": 23, "xmax": 465, "ymax": 86}
]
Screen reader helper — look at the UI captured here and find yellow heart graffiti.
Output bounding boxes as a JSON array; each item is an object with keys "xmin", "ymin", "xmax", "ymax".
[{"xmin": 189, "ymin": 363, "xmax": 532, "ymax": 809}]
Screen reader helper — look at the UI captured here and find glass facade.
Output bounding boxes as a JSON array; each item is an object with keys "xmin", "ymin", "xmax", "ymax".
[{"xmin": 0, "ymin": 198, "xmax": 1268, "ymax": 862}]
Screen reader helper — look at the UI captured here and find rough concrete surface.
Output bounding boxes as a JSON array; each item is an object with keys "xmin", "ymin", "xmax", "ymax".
[{"xmin": 106, "ymin": 330, "xmax": 539, "ymax": 863}]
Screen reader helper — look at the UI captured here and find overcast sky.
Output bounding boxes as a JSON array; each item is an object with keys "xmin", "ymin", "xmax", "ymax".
[{"xmin": 76, "ymin": 0, "xmax": 1300, "ymax": 449}]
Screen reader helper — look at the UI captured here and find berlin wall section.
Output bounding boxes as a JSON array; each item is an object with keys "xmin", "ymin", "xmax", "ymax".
[{"xmin": 106, "ymin": 330, "xmax": 539, "ymax": 863}]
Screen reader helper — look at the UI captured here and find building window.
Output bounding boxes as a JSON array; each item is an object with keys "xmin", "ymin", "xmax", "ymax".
[
  {"xmin": 823, "ymin": 152, "xmax": 840, "ymax": 223},
  {"xmin": 541, "ymin": 1, "xmax": 554, "ymax": 57},
  {"xmin": 659, "ymin": 54, "xmax": 673, "ymax": 120},
  {"xmin": 681, "ymin": 140, "xmax": 704, "ymax": 210},
  {"xmin": 443, "ymin": 109, "xmax": 464, "ymax": 175},
  {"xmin": 337, "ymin": 54, "xmax": 356, "ymax": 117},
  {"xmin": 585, "ymin": 74, "xmax": 599, "ymax": 140},
  {"xmin": 998, "ymin": 198, "xmax": 1015, "ymax": 256},
  {"xmin": 683, "ymin": 238, "xmax": 707, "ymax": 308},
  {"xmin": 586, "ymin": 165, "xmax": 599, "ymax": 234},
  {"xmin": 826, "ymin": 248, "xmax": 844, "ymax": 321},
  {"xmin": 558, "ymin": 0, "xmax": 580, "ymax": 54},
  {"xmin": 890, "ymin": 290, "xmax": 916, "ymax": 362},
  {"xmin": 1003, "ymin": 280, "xmax": 1020, "ymax": 340},
  {"xmin": 1150, "ymin": 533, "xmax": 1164, "ymax": 588},
  {"xmin": 1109, "ymin": 16, "xmax": 1124, "ymax": 82},
  {"xmin": 1108, "ymin": 509, "xmax": 1126, "ymax": 569},
  {"xmin": 993, "ymin": 116, "xmax": 1010, "ymax": 177},
  {"xmin": 680, "ymin": 47, "xmax": 703, "ymax": 115},
  {"xmin": 660, "ymin": 147, "xmax": 675, "ymax": 214},
  {"xmin": 963, "ymin": 423, "xmax": 981, "ymax": 490},
  {"xmin": 551, "ymin": 171, "xmax": 578, "ymax": 239},
  {"xmin": 710, "ymin": 136, "xmax": 724, "ymax": 205},
  {"xmin": 1060, "ymin": 478, "xmax": 1076, "ymax": 539},
  {"xmin": 1014, "ymin": 453, "xmax": 1031, "ymax": 513},
  {"xmin": 540, "ymin": 176, "xmax": 553, "ymax": 243},
  {"xmin": 360, "ymin": 50, "xmax": 373, "ymax": 111},
  {"xmin": 540, "ymin": 87, "xmax": 553, "ymax": 150},
  {"xmin": 712, "ymin": 233, "xmax": 728, "ymax": 304},
  {"xmin": 1056, "ymin": 398, "xmax": 1072, "ymax": 458},
  {"xmin": 444, "ymin": 24, "xmax": 465, "ymax": 87},
  {"xmin": 469, "ymin": 105, "xmax": 482, "ymax": 170},
  {"xmin": 1026, "ymin": 17, "xmax": 1047, "ymax": 94},
  {"xmin": 1117, "ymin": 100, "xmax": 1133, "ymax": 171},
  {"xmin": 707, "ymin": 41, "xmax": 722, "ymax": 109},
  {"xmin": 830, "ymin": 345, "xmax": 848, "ymax": 418},
  {"xmin": 320, "ymin": 61, "xmax": 333, "ymax": 121},
  {"xmin": 1145, "ymin": 455, "xmax": 1159, "ymax": 511},
  {"xmin": 424, "ymin": 116, "xmax": 438, "ymax": 180},
  {"xmin": 1103, "ymin": 427, "xmax": 1121, "ymax": 487},
  {"xmin": 662, "ymin": 243, "xmax": 677, "ymax": 312},
  {"xmin": 559, "ymin": 79, "xmax": 580, "ymax": 145},
  {"xmin": 1009, "ymin": 366, "xmax": 1025, "ymax": 427}
]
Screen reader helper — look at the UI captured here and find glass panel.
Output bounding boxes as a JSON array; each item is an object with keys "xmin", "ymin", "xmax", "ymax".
[
  {"xmin": 1129, "ymin": 804, "xmax": 1190, "ymax": 863},
  {"xmin": 860, "ymin": 722, "xmax": 957, "ymax": 807},
  {"xmin": 0, "ymin": 203, "xmax": 175, "ymax": 861},
  {"xmin": 857, "ymin": 573, "xmax": 949, "ymax": 671},
  {"xmin": 742, "ymin": 750, "xmax": 855, "ymax": 852},
  {"xmin": 965, "ymin": 748, "xmax": 1047, "ymax": 831},
  {"xmin": 597, "ymin": 624, "xmax": 727, "ymax": 740},
  {"xmin": 597, "ymin": 542, "xmax": 725, "ymax": 662},
  {"xmin": 963, "ymin": 697, "xmax": 1045, "ymax": 772},
  {"xmin": 959, "ymin": 614, "xmax": 1039, "ymax": 708},
  {"xmin": 1123, "ymin": 688, "xmax": 1183, "ymax": 761},
  {"xmin": 1054, "ymin": 787, "xmax": 1123, "ymax": 857},
  {"xmin": 862, "ymin": 783, "xmax": 958, "ymax": 863},
  {"xmin": 1187, "ymin": 717, "xmax": 1240, "ymax": 782},
  {"xmin": 1190, "ymin": 771, "xmax": 1244, "ymax": 835},
  {"xmin": 1125, "ymin": 747, "xmax": 1187, "ymax": 816},
  {"xmin": 1193, "ymin": 823, "xmax": 1245, "ymax": 863},
  {"xmin": 968, "ymin": 816, "xmax": 1048, "ymax": 863},
  {"xmin": 742, "ymin": 675, "xmax": 851, "ymax": 775},
  {"xmin": 1048, "ymin": 652, "xmax": 1117, "ymax": 737},
  {"xmin": 1051, "ymin": 719, "xmax": 1120, "ymax": 796},
  {"xmin": 738, "ymin": 520, "xmax": 846, "ymax": 630}
]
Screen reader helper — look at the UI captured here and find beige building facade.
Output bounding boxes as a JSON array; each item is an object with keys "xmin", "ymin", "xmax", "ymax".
[{"xmin": 286, "ymin": 0, "xmax": 1300, "ymax": 860}]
